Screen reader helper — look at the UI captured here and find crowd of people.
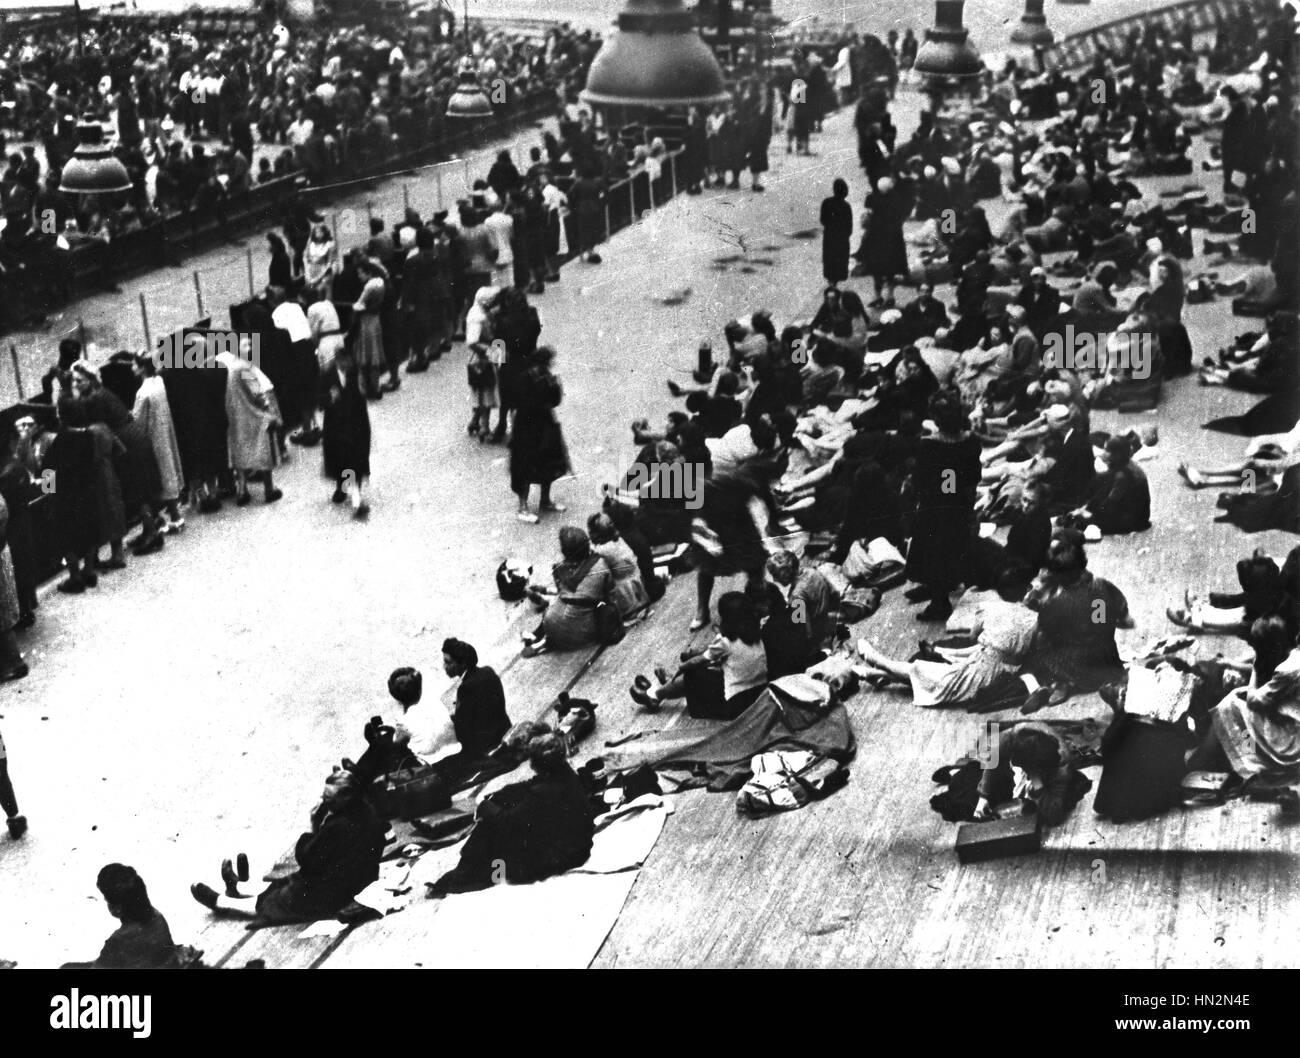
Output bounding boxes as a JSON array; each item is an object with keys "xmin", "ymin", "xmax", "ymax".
[{"xmin": 2, "ymin": 1, "xmax": 1300, "ymax": 968}]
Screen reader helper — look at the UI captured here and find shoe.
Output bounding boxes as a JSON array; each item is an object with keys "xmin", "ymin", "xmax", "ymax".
[
  {"xmin": 630, "ymin": 685, "xmax": 660, "ymax": 709},
  {"xmin": 0, "ymin": 663, "xmax": 28, "ymax": 683},
  {"xmin": 14, "ymin": 612, "xmax": 35, "ymax": 631},
  {"xmin": 199, "ymin": 496, "xmax": 221, "ymax": 514},
  {"xmin": 190, "ymin": 883, "xmax": 220, "ymax": 911},
  {"xmin": 1020, "ymin": 686, "xmax": 1052, "ymax": 714},
  {"xmin": 516, "ymin": 510, "xmax": 539, "ymax": 524},
  {"xmin": 132, "ymin": 534, "xmax": 165, "ymax": 557},
  {"xmin": 654, "ymin": 665, "xmax": 670, "ymax": 686},
  {"xmin": 165, "ymin": 518, "xmax": 186, "ymax": 534},
  {"xmin": 667, "ymin": 380, "xmax": 685, "ymax": 397},
  {"xmin": 586, "ymin": 253, "xmax": 602, "ymax": 264},
  {"xmin": 83, "ymin": 571, "xmax": 98, "ymax": 588},
  {"xmin": 6, "ymin": 815, "xmax": 27, "ymax": 839},
  {"xmin": 296, "ymin": 429, "xmax": 321, "ymax": 447},
  {"xmin": 353, "ymin": 502, "xmax": 370, "ymax": 520},
  {"xmin": 752, "ymin": 184, "xmax": 765, "ymax": 192},
  {"xmin": 917, "ymin": 599, "xmax": 953, "ymax": 622},
  {"xmin": 236, "ymin": 492, "xmax": 251, "ymax": 507},
  {"xmin": 265, "ymin": 488, "xmax": 283, "ymax": 504},
  {"xmin": 539, "ymin": 502, "xmax": 567, "ymax": 514},
  {"xmin": 633, "ymin": 674, "xmax": 652, "ymax": 692},
  {"xmin": 688, "ymin": 613, "xmax": 711, "ymax": 632},
  {"xmin": 545, "ymin": 274, "xmax": 561, "ymax": 282},
  {"xmin": 331, "ymin": 487, "xmax": 346, "ymax": 504},
  {"xmin": 903, "ymin": 584, "xmax": 933, "ymax": 602},
  {"xmin": 220, "ymin": 859, "xmax": 242, "ymax": 897},
  {"xmin": 526, "ymin": 281, "xmax": 545, "ymax": 294},
  {"xmin": 406, "ymin": 359, "xmax": 430, "ymax": 373},
  {"xmin": 382, "ymin": 379, "xmax": 401, "ymax": 393}
]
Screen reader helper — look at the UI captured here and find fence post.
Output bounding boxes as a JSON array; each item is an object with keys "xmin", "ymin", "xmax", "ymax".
[
  {"xmin": 139, "ymin": 293, "xmax": 152, "ymax": 352},
  {"xmin": 462, "ymin": 156, "xmax": 471, "ymax": 190},
  {"xmin": 247, "ymin": 247, "xmax": 255, "ymax": 299},
  {"xmin": 403, "ymin": 183, "xmax": 411, "ymax": 214},
  {"xmin": 193, "ymin": 270, "xmax": 205, "ymax": 317},
  {"xmin": 331, "ymin": 211, "xmax": 339, "ymax": 243},
  {"xmin": 78, "ymin": 317, "xmax": 87, "ymax": 350},
  {"xmin": 9, "ymin": 344, "xmax": 24, "ymax": 400},
  {"xmin": 670, "ymin": 152, "xmax": 677, "ymax": 200},
  {"xmin": 366, "ymin": 200, "xmax": 374, "ymax": 227},
  {"xmin": 604, "ymin": 198, "xmax": 611, "ymax": 244},
  {"xmin": 435, "ymin": 166, "xmax": 444, "ymax": 211}
]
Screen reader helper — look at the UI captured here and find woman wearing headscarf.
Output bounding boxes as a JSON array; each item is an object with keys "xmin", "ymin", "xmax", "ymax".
[
  {"xmin": 301, "ymin": 222, "xmax": 338, "ymax": 296},
  {"xmin": 266, "ymin": 231, "xmax": 293, "ymax": 291},
  {"xmin": 130, "ymin": 354, "xmax": 185, "ymax": 531},
  {"xmin": 820, "ymin": 178, "xmax": 853, "ymax": 286},
  {"xmin": 214, "ymin": 338, "xmax": 283, "ymax": 506},
  {"xmin": 855, "ymin": 175, "xmax": 909, "ymax": 307},
  {"xmin": 191, "ymin": 767, "xmax": 388, "ymax": 924},
  {"xmin": 509, "ymin": 344, "xmax": 569, "ymax": 523}
]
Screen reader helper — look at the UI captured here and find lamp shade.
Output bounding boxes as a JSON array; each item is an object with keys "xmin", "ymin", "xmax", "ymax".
[
  {"xmin": 1010, "ymin": 0, "xmax": 1055, "ymax": 46},
  {"xmin": 58, "ymin": 122, "xmax": 133, "ymax": 195},
  {"xmin": 445, "ymin": 59, "xmax": 493, "ymax": 120},
  {"xmin": 581, "ymin": 0, "xmax": 728, "ymax": 108},
  {"xmin": 913, "ymin": 0, "xmax": 983, "ymax": 81}
]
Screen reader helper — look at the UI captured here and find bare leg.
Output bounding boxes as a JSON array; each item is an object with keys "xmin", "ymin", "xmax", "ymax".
[{"xmin": 857, "ymin": 639, "xmax": 916, "ymax": 681}]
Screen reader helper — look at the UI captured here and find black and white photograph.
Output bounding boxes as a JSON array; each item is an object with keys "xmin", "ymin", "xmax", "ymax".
[{"xmin": 0, "ymin": 0, "xmax": 1296, "ymax": 1015}]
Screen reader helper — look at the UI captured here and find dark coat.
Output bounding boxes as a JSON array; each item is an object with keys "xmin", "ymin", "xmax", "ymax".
[
  {"xmin": 820, "ymin": 195, "xmax": 852, "ymax": 283},
  {"xmin": 509, "ymin": 366, "xmax": 569, "ymax": 490},
  {"xmin": 858, "ymin": 185, "xmax": 909, "ymax": 279},
  {"xmin": 904, "ymin": 434, "xmax": 981, "ymax": 589},
  {"xmin": 320, "ymin": 361, "xmax": 371, "ymax": 481},
  {"xmin": 454, "ymin": 666, "xmax": 512, "ymax": 757}
]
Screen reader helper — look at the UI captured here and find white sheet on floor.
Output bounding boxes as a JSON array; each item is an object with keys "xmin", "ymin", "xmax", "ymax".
[{"xmin": 323, "ymin": 797, "xmax": 673, "ymax": 969}]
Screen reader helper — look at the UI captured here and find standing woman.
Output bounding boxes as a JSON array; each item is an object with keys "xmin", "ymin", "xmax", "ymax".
[
  {"xmin": 302, "ymin": 222, "xmax": 338, "ymax": 298},
  {"xmin": 131, "ymin": 354, "xmax": 185, "ymax": 531},
  {"xmin": 351, "ymin": 258, "xmax": 387, "ymax": 400},
  {"xmin": 0, "ymin": 719, "xmax": 24, "ymax": 837},
  {"xmin": 904, "ymin": 393, "xmax": 982, "ymax": 621},
  {"xmin": 509, "ymin": 345, "xmax": 570, "ymax": 524},
  {"xmin": 0, "ymin": 493, "xmax": 29, "ymax": 682},
  {"xmin": 320, "ymin": 342, "xmax": 371, "ymax": 518},
  {"xmin": 743, "ymin": 81, "xmax": 772, "ymax": 193},
  {"xmin": 0, "ymin": 425, "xmax": 39, "ymax": 629},
  {"xmin": 858, "ymin": 175, "xmax": 909, "ymax": 308},
  {"xmin": 820, "ymin": 178, "xmax": 852, "ymax": 286},
  {"xmin": 214, "ymin": 340, "xmax": 283, "ymax": 506},
  {"xmin": 267, "ymin": 231, "xmax": 293, "ymax": 291}
]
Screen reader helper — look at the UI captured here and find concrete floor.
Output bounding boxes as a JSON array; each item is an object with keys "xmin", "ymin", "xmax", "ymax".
[{"xmin": 1, "ymin": 38, "xmax": 1294, "ymax": 966}]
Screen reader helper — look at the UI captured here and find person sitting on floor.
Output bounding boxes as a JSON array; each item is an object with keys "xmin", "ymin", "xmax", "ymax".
[
  {"xmin": 629, "ymin": 591, "xmax": 769, "ymax": 720},
  {"xmin": 426, "ymin": 730, "xmax": 595, "ymax": 896},
  {"xmin": 1074, "ymin": 435, "xmax": 1151, "ymax": 535},
  {"xmin": 191, "ymin": 766, "xmax": 388, "ymax": 924},
  {"xmin": 586, "ymin": 512, "xmax": 650, "ymax": 622},
  {"xmin": 762, "ymin": 548, "xmax": 838, "ymax": 678},
  {"xmin": 857, "ymin": 567, "xmax": 1038, "ymax": 708},
  {"xmin": 972, "ymin": 721, "xmax": 1092, "ymax": 826},
  {"xmin": 523, "ymin": 527, "xmax": 620, "ymax": 655},
  {"xmin": 61, "ymin": 864, "xmax": 188, "ymax": 969},
  {"xmin": 441, "ymin": 638, "xmax": 512, "ymax": 759}
]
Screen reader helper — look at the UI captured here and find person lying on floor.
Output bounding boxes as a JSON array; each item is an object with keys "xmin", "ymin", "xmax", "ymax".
[
  {"xmin": 1200, "ymin": 312, "xmax": 1300, "ymax": 393},
  {"xmin": 1169, "ymin": 546, "xmax": 1300, "ymax": 637},
  {"xmin": 1183, "ymin": 618, "xmax": 1300, "ymax": 794},
  {"xmin": 629, "ymin": 591, "xmax": 769, "ymax": 719},
  {"xmin": 857, "ymin": 567, "xmax": 1037, "ymax": 708},
  {"xmin": 191, "ymin": 766, "xmax": 388, "ymax": 924},
  {"xmin": 1072, "ymin": 435, "xmax": 1151, "ymax": 535},
  {"xmin": 1177, "ymin": 420, "xmax": 1300, "ymax": 492},
  {"xmin": 426, "ymin": 731, "xmax": 595, "ymax": 897},
  {"xmin": 62, "ymin": 864, "xmax": 189, "ymax": 969},
  {"xmin": 972, "ymin": 721, "xmax": 1092, "ymax": 827}
]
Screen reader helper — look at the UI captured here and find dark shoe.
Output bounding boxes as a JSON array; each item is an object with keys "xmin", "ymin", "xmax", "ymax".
[
  {"xmin": 354, "ymin": 502, "xmax": 370, "ymax": 520},
  {"xmin": 1020, "ymin": 686, "xmax": 1052, "ymax": 714},
  {"xmin": 220, "ymin": 859, "xmax": 242, "ymax": 897},
  {"xmin": 545, "ymin": 273, "xmax": 561, "ymax": 282},
  {"xmin": 917, "ymin": 599, "xmax": 953, "ymax": 622},
  {"xmin": 6, "ymin": 815, "xmax": 27, "ymax": 839},
  {"xmin": 83, "ymin": 571, "xmax": 99, "ymax": 588},
  {"xmin": 0, "ymin": 663, "xmax": 28, "ymax": 683},
  {"xmin": 236, "ymin": 853, "xmax": 249, "ymax": 881},
  {"xmin": 629, "ymin": 685, "xmax": 660, "ymax": 710},
  {"xmin": 236, "ymin": 492, "xmax": 252, "ymax": 507},
  {"xmin": 57, "ymin": 578, "xmax": 86, "ymax": 594},
  {"xmin": 14, "ymin": 612, "xmax": 35, "ymax": 631},
  {"xmin": 100, "ymin": 557, "xmax": 127, "ymax": 572},
  {"xmin": 586, "ymin": 253, "xmax": 602, "ymax": 264},
  {"xmin": 381, "ymin": 379, "xmax": 400, "ymax": 393},
  {"xmin": 264, "ymin": 488, "xmax": 283, "ymax": 504},
  {"xmin": 132, "ymin": 534, "xmax": 165, "ymax": 557},
  {"xmin": 190, "ymin": 883, "xmax": 220, "ymax": 911},
  {"xmin": 526, "ymin": 281, "xmax": 544, "ymax": 294},
  {"xmin": 406, "ymin": 358, "xmax": 430, "ymax": 373},
  {"xmin": 199, "ymin": 496, "xmax": 221, "ymax": 514},
  {"xmin": 633, "ymin": 674, "xmax": 652, "ymax": 692},
  {"xmin": 331, "ymin": 487, "xmax": 347, "ymax": 504},
  {"xmin": 903, "ymin": 584, "xmax": 933, "ymax": 602}
]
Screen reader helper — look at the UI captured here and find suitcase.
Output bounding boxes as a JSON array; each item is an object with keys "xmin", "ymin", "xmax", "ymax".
[
  {"xmin": 955, "ymin": 811, "xmax": 1042, "ymax": 864},
  {"xmin": 1093, "ymin": 714, "xmax": 1195, "ymax": 822}
]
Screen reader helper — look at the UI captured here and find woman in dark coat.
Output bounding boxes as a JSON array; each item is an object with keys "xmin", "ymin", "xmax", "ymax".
[
  {"xmin": 509, "ymin": 345, "xmax": 570, "ymax": 523},
  {"xmin": 0, "ymin": 427, "xmax": 38, "ymax": 627},
  {"xmin": 191, "ymin": 767, "xmax": 388, "ymax": 924},
  {"xmin": 489, "ymin": 287, "xmax": 542, "ymax": 444},
  {"xmin": 429, "ymin": 732, "xmax": 594, "ymax": 896},
  {"xmin": 267, "ymin": 231, "xmax": 293, "ymax": 291},
  {"xmin": 820, "ymin": 178, "xmax": 852, "ymax": 286},
  {"xmin": 320, "ymin": 343, "xmax": 372, "ymax": 518},
  {"xmin": 742, "ymin": 82, "xmax": 772, "ymax": 192},
  {"xmin": 44, "ymin": 400, "xmax": 124, "ymax": 593},
  {"xmin": 856, "ymin": 176, "xmax": 909, "ymax": 307},
  {"xmin": 691, "ymin": 461, "xmax": 781, "ymax": 630},
  {"xmin": 904, "ymin": 393, "xmax": 982, "ymax": 621}
]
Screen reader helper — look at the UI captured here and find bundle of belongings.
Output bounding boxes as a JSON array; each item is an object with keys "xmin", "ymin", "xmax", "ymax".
[{"xmin": 608, "ymin": 675, "xmax": 856, "ymax": 815}]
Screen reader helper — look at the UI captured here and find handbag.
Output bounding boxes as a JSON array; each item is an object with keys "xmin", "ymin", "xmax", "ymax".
[{"xmin": 378, "ymin": 764, "xmax": 451, "ymax": 821}]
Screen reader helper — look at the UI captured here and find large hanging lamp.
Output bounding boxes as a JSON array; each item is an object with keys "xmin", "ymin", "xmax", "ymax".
[
  {"xmin": 581, "ymin": 0, "xmax": 729, "ymax": 109},
  {"xmin": 58, "ymin": 122, "xmax": 133, "ymax": 196},
  {"xmin": 445, "ymin": 57, "xmax": 493, "ymax": 120},
  {"xmin": 913, "ymin": 0, "xmax": 983, "ymax": 82},
  {"xmin": 1010, "ymin": 0, "xmax": 1055, "ymax": 47}
]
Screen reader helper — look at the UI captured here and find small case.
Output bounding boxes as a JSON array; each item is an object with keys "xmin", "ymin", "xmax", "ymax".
[{"xmin": 955, "ymin": 813, "xmax": 1042, "ymax": 864}]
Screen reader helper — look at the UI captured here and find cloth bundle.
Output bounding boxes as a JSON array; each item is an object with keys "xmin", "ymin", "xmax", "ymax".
[{"xmin": 735, "ymin": 750, "xmax": 850, "ymax": 816}]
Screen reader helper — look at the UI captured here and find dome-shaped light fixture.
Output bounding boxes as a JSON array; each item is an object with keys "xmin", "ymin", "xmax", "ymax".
[
  {"xmin": 581, "ymin": 0, "xmax": 729, "ymax": 109},
  {"xmin": 1010, "ymin": 0, "xmax": 1055, "ymax": 46},
  {"xmin": 445, "ymin": 58, "xmax": 493, "ymax": 120},
  {"xmin": 58, "ymin": 122, "xmax": 133, "ymax": 195},
  {"xmin": 914, "ymin": 0, "xmax": 984, "ymax": 82}
]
